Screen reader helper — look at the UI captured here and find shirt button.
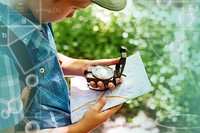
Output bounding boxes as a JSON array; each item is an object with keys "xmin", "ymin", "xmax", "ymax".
[{"xmin": 39, "ymin": 67, "xmax": 45, "ymax": 74}]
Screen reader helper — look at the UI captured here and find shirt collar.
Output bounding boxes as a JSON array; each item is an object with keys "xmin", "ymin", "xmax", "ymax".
[{"xmin": 0, "ymin": 2, "xmax": 40, "ymax": 46}]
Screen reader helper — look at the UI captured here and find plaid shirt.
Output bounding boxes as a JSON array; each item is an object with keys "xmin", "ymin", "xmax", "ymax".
[{"xmin": 0, "ymin": 3, "xmax": 71, "ymax": 131}]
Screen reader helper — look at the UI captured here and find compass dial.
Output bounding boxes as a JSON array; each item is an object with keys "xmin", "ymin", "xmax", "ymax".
[{"xmin": 92, "ymin": 66, "xmax": 114, "ymax": 80}]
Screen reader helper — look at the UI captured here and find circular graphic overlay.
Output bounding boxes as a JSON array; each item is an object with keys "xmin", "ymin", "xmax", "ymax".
[
  {"xmin": 189, "ymin": 4, "xmax": 199, "ymax": 13},
  {"xmin": 25, "ymin": 121, "xmax": 40, "ymax": 133},
  {"xmin": 170, "ymin": 41, "xmax": 182, "ymax": 53},
  {"xmin": 7, "ymin": 97, "xmax": 23, "ymax": 114},
  {"xmin": 26, "ymin": 74, "xmax": 39, "ymax": 88},
  {"xmin": 156, "ymin": 0, "xmax": 171, "ymax": 9},
  {"xmin": 1, "ymin": 109, "xmax": 10, "ymax": 119},
  {"xmin": 178, "ymin": 11, "xmax": 195, "ymax": 28},
  {"xmin": 156, "ymin": 114, "xmax": 200, "ymax": 130},
  {"xmin": 92, "ymin": 66, "xmax": 114, "ymax": 80}
]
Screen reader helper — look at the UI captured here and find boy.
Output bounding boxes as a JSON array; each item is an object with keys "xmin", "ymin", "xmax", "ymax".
[{"xmin": 0, "ymin": 0, "xmax": 127, "ymax": 132}]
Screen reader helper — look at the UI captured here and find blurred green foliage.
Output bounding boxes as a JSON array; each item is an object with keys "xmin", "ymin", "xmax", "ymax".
[
  {"xmin": 53, "ymin": 1, "xmax": 200, "ymax": 132},
  {"xmin": 53, "ymin": 8, "xmax": 136, "ymax": 59}
]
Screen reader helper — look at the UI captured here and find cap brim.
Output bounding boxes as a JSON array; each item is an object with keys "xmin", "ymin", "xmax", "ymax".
[{"xmin": 91, "ymin": 0, "xmax": 127, "ymax": 11}]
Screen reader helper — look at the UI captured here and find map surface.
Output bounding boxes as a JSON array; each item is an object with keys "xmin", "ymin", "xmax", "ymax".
[{"xmin": 70, "ymin": 52, "xmax": 153, "ymax": 123}]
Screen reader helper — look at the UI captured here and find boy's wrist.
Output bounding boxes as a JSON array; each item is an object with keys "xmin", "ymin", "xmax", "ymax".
[
  {"xmin": 68, "ymin": 119, "xmax": 94, "ymax": 133},
  {"xmin": 73, "ymin": 118, "xmax": 94, "ymax": 133}
]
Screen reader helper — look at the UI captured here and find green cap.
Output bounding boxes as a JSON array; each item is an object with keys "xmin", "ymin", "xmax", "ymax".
[{"xmin": 91, "ymin": 0, "xmax": 127, "ymax": 11}]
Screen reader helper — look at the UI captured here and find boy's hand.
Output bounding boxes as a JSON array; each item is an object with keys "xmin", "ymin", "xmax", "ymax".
[
  {"xmin": 79, "ymin": 96, "xmax": 122, "ymax": 132},
  {"xmin": 89, "ymin": 78, "xmax": 123, "ymax": 91},
  {"xmin": 86, "ymin": 58, "xmax": 123, "ymax": 91},
  {"xmin": 58, "ymin": 53, "xmax": 123, "ymax": 90}
]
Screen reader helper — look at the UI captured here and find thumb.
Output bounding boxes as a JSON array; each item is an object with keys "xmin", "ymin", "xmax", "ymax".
[{"xmin": 93, "ymin": 96, "xmax": 107, "ymax": 112}]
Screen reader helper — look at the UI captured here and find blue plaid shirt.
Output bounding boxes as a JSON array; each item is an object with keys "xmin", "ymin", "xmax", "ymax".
[{"xmin": 0, "ymin": 2, "xmax": 71, "ymax": 131}]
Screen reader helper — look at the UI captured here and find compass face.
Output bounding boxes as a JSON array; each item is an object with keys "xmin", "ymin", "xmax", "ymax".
[{"xmin": 92, "ymin": 66, "xmax": 114, "ymax": 80}]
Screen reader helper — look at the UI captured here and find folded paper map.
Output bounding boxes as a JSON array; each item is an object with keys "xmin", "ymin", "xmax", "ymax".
[{"xmin": 70, "ymin": 52, "xmax": 152, "ymax": 123}]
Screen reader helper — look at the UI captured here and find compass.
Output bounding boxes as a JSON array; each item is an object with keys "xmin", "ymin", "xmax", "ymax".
[
  {"xmin": 84, "ymin": 46, "xmax": 127, "ymax": 91},
  {"xmin": 92, "ymin": 66, "xmax": 114, "ymax": 80}
]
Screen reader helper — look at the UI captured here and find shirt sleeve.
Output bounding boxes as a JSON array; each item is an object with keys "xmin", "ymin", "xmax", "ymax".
[{"xmin": 0, "ymin": 53, "xmax": 24, "ymax": 131}]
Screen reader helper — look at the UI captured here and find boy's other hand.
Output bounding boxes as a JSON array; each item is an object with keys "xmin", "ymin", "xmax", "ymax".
[{"xmin": 79, "ymin": 96, "xmax": 122, "ymax": 132}]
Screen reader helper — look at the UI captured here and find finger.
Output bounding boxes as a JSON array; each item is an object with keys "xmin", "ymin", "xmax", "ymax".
[
  {"xmin": 90, "ymin": 58, "xmax": 120, "ymax": 66},
  {"xmin": 89, "ymin": 81, "xmax": 97, "ymax": 88},
  {"xmin": 97, "ymin": 81, "xmax": 105, "ymax": 90},
  {"xmin": 108, "ymin": 82, "xmax": 115, "ymax": 91},
  {"xmin": 115, "ymin": 78, "xmax": 123, "ymax": 83},
  {"xmin": 92, "ymin": 96, "xmax": 107, "ymax": 111},
  {"xmin": 101, "ymin": 104, "xmax": 123, "ymax": 116}
]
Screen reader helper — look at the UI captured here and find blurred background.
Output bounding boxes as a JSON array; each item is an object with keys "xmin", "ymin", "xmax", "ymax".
[{"xmin": 53, "ymin": 0, "xmax": 200, "ymax": 133}]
